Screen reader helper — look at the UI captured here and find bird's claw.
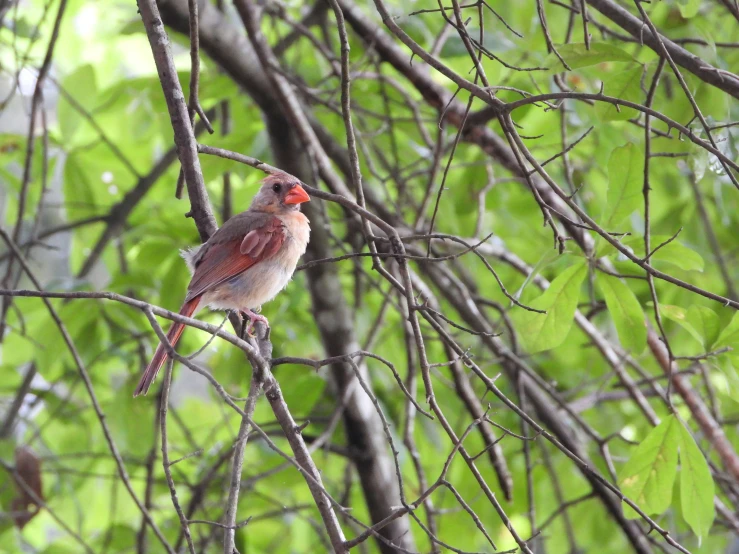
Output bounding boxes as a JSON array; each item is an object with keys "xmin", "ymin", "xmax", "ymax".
[{"xmin": 240, "ymin": 309, "xmax": 270, "ymax": 338}]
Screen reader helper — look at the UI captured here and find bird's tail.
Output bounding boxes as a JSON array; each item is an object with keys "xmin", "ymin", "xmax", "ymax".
[{"xmin": 134, "ymin": 297, "xmax": 200, "ymax": 397}]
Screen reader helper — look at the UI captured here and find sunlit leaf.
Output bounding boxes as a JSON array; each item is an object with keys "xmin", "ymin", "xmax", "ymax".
[
  {"xmin": 597, "ymin": 274, "xmax": 646, "ymax": 354},
  {"xmin": 686, "ymin": 305, "xmax": 721, "ymax": 350},
  {"xmin": 677, "ymin": 422, "xmax": 715, "ymax": 538},
  {"xmin": 602, "ymin": 143, "xmax": 644, "ymax": 228},
  {"xmin": 160, "ymin": 255, "xmax": 188, "ymax": 311},
  {"xmin": 619, "ymin": 235, "xmax": 705, "ymax": 273},
  {"xmin": 596, "ymin": 66, "xmax": 643, "ymax": 121},
  {"xmin": 716, "ymin": 311, "xmax": 739, "ymax": 350},
  {"xmin": 619, "ymin": 416, "xmax": 679, "ymax": 516},
  {"xmin": 63, "ymin": 152, "xmax": 99, "ymax": 222},
  {"xmin": 95, "ymin": 524, "xmax": 137, "ymax": 551},
  {"xmin": 658, "ymin": 304, "xmax": 702, "ymax": 343},
  {"xmin": 676, "ymin": 0, "xmax": 701, "ymax": 18},
  {"xmin": 39, "ymin": 544, "xmax": 81, "ymax": 554},
  {"xmin": 58, "ymin": 64, "xmax": 97, "ymax": 143},
  {"xmin": 276, "ymin": 365, "xmax": 327, "ymax": 414},
  {"xmin": 513, "ymin": 261, "xmax": 587, "ymax": 353},
  {"xmin": 107, "ymin": 390, "xmax": 155, "ymax": 458},
  {"xmin": 545, "ymin": 43, "xmax": 635, "ymax": 71}
]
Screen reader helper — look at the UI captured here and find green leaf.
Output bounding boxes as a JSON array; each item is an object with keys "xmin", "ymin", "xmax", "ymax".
[
  {"xmin": 619, "ymin": 416, "xmax": 679, "ymax": 516},
  {"xmin": 545, "ymin": 43, "xmax": 635, "ymax": 71},
  {"xmin": 12, "ymin": 18, "xmax": 35, "ymax": 38},
  {"xmin": 603, "ymin": 143, "xmax": 644, "ymax": 228},
  {"xmin": 596, "ymin": 66, "xmax": 644, "ymax": 121},
  {"xmin": 63, "ymin": 151, "xmax": 99, "ymax": 222},
  {"xmin": 686, "ymin": 306, "xmax": 721, "ymax": 350},
  {"xmin": 715, "ymin": 311, "xmax": 739, "ymax": 349},
  {"xmin": 107, "ymin": 392, "xmax": 155, "ymax": 458},
  {"xmin": 676, "ymin": 422, "xmax": 715, "ymax": 538},
  {"xmin": 58, "ymin": 64, "xmax": 98, "ymax": 143},
  {"xmin": 514, "ymin": 247, "xmax": 561, "ymax": 300},
  {"xmin": 597, "ymin": 275, "xmax": 646, "ymax": 353},
  {"xmin": 676, "ymin": 0, "xmax": 701, "ymax": 18},
  {"xmin": 40, "ymin": 544, "xmax": 81, "ymax": 554},
  {"xmin": 513, "ymin": 261, "xmax": 587, "ymax": 353},
  {"xmin": 119, "ymin": 18, "xmax": 146, "ymax": 35},
  {"xmin": 94, "ymin": 524, "xmax": 137, "ymax": 551},
  {"xmin": 235, "ymin": 526, "xmax": 248, "ymax": 554},
  {"xmin": 160, "ymin": 256, "xmax": 188, "ymax": 311},
  {"xmin": 659, "ymin": 304, "xmax": 731, "ymax": 352},
  {"xmin": 620, "ymin": 235, "xmax": 704, "ymax": 272},
  {"xmin": 658, "ymin": 304, "xmax": 705, "ymax": 347},
  {"xmin": 276, "ymin": 366, "xmax": 327, "ymax": 414},
  {"xmin": 651, "ymin": 241, "xmax": 704, "ymax": 273}
]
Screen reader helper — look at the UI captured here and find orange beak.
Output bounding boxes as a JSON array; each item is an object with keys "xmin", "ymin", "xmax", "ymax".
[{"xmin": 284, "ymin": 184, "xmax": 310, "ymax": 205}]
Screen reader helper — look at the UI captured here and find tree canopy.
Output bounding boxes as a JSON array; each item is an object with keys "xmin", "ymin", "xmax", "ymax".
[{"xmin": 1, "ymin": 0, "xmax": 738, "ymax": 553}]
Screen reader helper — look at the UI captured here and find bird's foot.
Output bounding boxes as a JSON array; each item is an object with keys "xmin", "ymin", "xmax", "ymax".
[{"xmin": 240, "ymin": 309, "xmax": 269, "ymax": 338}]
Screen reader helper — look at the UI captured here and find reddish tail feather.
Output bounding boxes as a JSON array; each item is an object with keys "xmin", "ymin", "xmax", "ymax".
[{"xmin": 134, "ymin": 297, "xmax": 200, "ymax": 397}]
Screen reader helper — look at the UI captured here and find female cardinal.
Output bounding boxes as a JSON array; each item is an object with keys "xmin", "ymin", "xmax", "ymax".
[{"xmin": 133, "ymin": 173, "xmax": 311, "ymax": 397}]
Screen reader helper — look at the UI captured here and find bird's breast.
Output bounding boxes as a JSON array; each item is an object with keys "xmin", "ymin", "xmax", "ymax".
[
  {"xmin": 202, "ymin": 211, "xmax": 310, "ymax": 311},
  {"xmin": 279, "ymin": 211, "xmax": 311, "ymax": 252}
]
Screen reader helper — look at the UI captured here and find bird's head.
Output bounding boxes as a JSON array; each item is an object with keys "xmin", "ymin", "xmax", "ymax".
[{"xmin": 250, "ymin": 172, "xmax": 311, "ymax": 213}]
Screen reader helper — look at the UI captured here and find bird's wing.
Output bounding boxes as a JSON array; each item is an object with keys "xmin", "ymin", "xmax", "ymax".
[{"xmin": 185, "ymin": 215, "xmax": 286, "ymax": 301}]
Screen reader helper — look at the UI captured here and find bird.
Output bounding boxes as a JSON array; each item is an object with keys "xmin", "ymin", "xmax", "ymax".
[{"xmin": 133, "ymin": 172, "xmax": 311, "ymax": 397}]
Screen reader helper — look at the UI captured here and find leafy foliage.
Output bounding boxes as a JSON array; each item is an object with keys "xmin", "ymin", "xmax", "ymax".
[
  {"xmin": 620, "ymin": 416, "xmax": 716, "ymax": 538},
  {"xmin": 620, "ymin": 416, "xmax": 680, "ymax": 516},
  {"xmin": 597, "ymin": 274, "xmax": 646, "ymax": 353},
  {"xmin": 677, "ymin": 421, "xmax": 716, "ymax": 538},
  {"xmin": 513, "ymin": 260, "xmax": 587, "ymax": 353},
  {"xmin": 0, "ymin": 0, "xmax": 737, "ymax": 553}
]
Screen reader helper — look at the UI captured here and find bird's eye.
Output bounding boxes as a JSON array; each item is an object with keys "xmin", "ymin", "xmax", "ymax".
[{"xmin": 272, "ymin": 184, "xmax": 281, "ymax": 193}]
